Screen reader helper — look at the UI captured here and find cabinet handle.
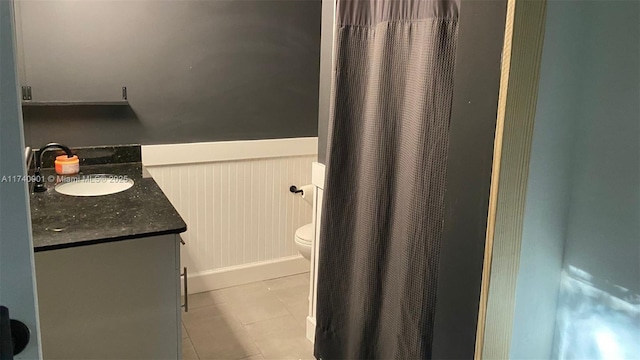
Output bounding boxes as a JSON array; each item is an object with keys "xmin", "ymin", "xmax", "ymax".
[{"xmin": 181, "ymin": 267, "xmax": 188, "ymax": 312}]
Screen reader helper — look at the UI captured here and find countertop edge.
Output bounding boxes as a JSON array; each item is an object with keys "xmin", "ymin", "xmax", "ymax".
[{"xmin": 33, "ymin": 226, "xmax": 187, "ymax": 253}]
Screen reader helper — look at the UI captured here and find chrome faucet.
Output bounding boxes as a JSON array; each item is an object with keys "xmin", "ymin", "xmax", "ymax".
[
  {"xmin": 25, "ymin": 146, "xmax": 33, "ymax": 170},
  {"xmin": 33, "ymin": 143, "xmax": 74, "ymax": 193}
]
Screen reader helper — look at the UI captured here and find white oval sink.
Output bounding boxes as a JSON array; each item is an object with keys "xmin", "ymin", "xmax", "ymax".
[{"xmin": 55, "ymin": 174, "xmax": 134, "ymax": 197}]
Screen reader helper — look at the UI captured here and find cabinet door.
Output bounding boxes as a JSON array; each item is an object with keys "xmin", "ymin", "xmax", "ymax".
[{"xmin": 35, "ymin": 235, "xmax": 181, "ymax": 359}]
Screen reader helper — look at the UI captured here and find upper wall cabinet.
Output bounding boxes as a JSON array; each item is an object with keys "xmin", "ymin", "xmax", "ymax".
[{"xmin": 16, "ymin": 1, "xmax": 130, "ymax": 104}]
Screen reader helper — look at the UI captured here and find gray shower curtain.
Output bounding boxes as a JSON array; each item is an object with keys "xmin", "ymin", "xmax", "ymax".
[{"xmin": 314, "ymin": 0, "xmax": 459, "ymax": 358}]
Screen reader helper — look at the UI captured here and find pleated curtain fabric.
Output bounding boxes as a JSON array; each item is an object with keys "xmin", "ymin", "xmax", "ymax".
[{"xmin": 314, "ymin": 1, "xmax": 459, "ymax": 359}]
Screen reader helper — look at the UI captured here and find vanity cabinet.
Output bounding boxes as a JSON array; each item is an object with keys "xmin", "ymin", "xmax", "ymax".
[{"xmin": 34, "ymin": 234, "xmax": 183, "ymax": 359}]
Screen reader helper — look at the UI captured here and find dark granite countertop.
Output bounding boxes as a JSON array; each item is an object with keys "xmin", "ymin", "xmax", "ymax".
[{"xmin": 29, "ymin": 145, "xmax": 186, "ymax": 252}]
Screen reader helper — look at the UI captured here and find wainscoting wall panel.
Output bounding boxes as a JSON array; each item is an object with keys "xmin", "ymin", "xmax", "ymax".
[{"xmin": 143, "ymin": 138, "xmax": 317, "ymax": 293}]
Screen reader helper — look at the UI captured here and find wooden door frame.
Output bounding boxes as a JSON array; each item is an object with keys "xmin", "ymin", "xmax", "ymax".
[{"xmin": 474, "ymin": 0, "xmax": 548, "ymax": 358}]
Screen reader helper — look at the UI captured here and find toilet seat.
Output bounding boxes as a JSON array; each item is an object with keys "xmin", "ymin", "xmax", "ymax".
[
  {"xmin": 294, "ymin": 223, "xmax": 313, "ymax": 261},
  {"xmin": 295, "ymin": 223, "xmax": 313, "ymax": 244}
]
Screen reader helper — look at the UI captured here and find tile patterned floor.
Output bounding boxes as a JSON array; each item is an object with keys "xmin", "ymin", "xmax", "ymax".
[{"xmin": 182, "ymin": 273, "xmax": 314, "ymax": 360}]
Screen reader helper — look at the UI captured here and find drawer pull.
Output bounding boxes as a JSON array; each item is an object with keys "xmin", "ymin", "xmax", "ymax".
[{"xmin": 181, "ymin": 267, "xmax": 188, "ymax": 312}]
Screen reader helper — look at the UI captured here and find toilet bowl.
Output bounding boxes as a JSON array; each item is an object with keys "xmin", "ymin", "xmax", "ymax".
[{"xmin": 295, "ymin": 223, "xmax": 313, "ymax": 261}]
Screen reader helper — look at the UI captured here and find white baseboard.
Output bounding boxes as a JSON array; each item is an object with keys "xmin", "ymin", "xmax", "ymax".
[
  {"xmin": 306, "ymin": 316, "xmax": 316, "ymax": 343},
  {"xmin": 184, "ymin": 255, "xmax": 310, "ymax": 294}
]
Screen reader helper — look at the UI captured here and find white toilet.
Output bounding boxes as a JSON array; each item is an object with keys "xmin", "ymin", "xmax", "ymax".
[
  {"xmin": 294, "ymin": 223, "xmax": 313, "ymax": 261},
  {"xmin": 290, "ymin": 184, "xmax": 315, "ymax": 261}
]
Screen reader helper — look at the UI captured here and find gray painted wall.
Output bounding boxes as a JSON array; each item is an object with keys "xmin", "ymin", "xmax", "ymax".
[
  {"xmin": 17, "ymin": 0, "xmax": 321, "ymax": 148},
  {"xmin": 553, "ymin": 3, "xmax": 639, "ymax": 357},
  {"xmin": 562, "ymin": 0, "xmax": 639, "ymax": 295},
  {"xmin": 432, "ymin": 1, "xmax": 508, "ymax": 357},
  {"xmin": 512, "ymin": 1, "xmax": 639, "ymax": 358},
  {"xmin": 509, "ymin": 2, "xmax": 585, "ymax": 358}
]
